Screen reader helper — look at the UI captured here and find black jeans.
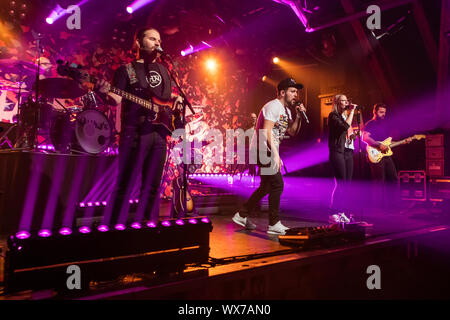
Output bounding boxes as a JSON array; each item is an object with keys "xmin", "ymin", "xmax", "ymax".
[
  {"xmin": 107, "ymin": 128, "xmax": 167, "ymax": 225},
  {"xmin": 369, "ymin": 156, "xmax": 398, "ymax": 208},
  {"xmin": 239, "ymin": 170, "xmax": 284, "ymax": 226},
  {"xmin": 329, "ymin": 148, "xmax": 354, "ymax": 213}
]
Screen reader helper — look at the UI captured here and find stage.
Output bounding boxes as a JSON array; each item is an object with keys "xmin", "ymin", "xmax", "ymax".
[{"xmin": 1, "ymin": 172, "xmax": 449, "ymax": 300}]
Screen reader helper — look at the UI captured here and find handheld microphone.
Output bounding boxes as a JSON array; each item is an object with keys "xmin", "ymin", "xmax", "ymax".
[{"xmin": 294, "ymin": 102, "xmax": 309, "ymax": 124}]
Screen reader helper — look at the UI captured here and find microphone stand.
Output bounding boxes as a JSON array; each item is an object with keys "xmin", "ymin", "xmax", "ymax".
[
  {"xmin": 160, "ymin": 54, "xmax": 195, "ymax": 217},
  {"xmin": 355, "ymin": 108, "xmax": 364, "ymax": 222}
]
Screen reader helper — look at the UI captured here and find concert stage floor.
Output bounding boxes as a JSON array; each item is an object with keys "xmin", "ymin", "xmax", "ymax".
[{"xmin": 2, "ymin": 199, "xmax": 449, "ymax": 300}]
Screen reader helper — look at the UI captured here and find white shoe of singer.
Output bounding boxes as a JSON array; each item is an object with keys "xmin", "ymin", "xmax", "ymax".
[
  {"xmin": 339, "ymin": 212, "xmax": 351, "ymax": 223},
  {"xmin": 267, "ymin": 221, "xmax": 289, "ymax": 235},
  {"xmin": 232, "ymin": 212, "xmax": 256, "ymax": 230},
  {"xmin": 329, "ymin": 214, "xmax": 341, "ymax": 224}
]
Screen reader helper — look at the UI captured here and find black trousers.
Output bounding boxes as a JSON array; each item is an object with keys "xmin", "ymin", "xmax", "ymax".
[
  {"xmin": 329, "ymin": 148, "xmax": 354, "ymax": 213},
  {"xmin": 369, "ymin": 156, "xmax": 398, "ymax": 207},
  {"xmin": 239, "ymin": 170, "xmax": 284, "ymax": 226},
  {"xmin": 107, "ymin": 128, "xmax": 167, "ymax": 225}
]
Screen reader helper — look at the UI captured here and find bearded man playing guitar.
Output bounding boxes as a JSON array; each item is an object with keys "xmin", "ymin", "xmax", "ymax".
[
  {"xmin": 96, "ymin": 27, "xmax": 183, "ymax": 227},
  {"xmin": 363, "ymin": 103, "xmax": 412, "ymax": 208}
]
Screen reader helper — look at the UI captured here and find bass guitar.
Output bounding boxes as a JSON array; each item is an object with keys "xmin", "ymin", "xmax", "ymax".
[
  {"xmin": 366, "ymin": 134, "xmax": 425, "ymax": 163},
  {"xmin": 56, "ymin": 61, "xmax": 181, "ymax": 134}
]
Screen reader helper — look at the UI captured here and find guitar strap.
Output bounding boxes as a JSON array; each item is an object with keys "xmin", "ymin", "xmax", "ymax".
[{"xmin": 125, "ymin": 63, "xmax": 139, "ymax": 85}]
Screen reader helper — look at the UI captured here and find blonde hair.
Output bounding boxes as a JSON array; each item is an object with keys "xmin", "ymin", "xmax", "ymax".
[{"xmin": 332, "ymin": 94, "xmax": 346, "ymax": 114}]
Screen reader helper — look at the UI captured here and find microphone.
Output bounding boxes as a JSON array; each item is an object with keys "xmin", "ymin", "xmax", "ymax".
[{"xmin": 294, "ymin": 102, "xmax": 309, "ymax": 124}]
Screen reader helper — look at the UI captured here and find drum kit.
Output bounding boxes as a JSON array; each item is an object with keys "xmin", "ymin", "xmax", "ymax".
[{"xmin": 0, "ymin": 58, "xmax": 113, "ymax": 155}]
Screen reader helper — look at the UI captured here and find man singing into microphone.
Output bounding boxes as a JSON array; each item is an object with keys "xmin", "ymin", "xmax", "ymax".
[
  {"xmin": 97, "ymin": 27, "xmax": 183, "ymax": 227},
  {"xmin": 232, "ymin": 78, "xmax": 306, "ymax": 235}
]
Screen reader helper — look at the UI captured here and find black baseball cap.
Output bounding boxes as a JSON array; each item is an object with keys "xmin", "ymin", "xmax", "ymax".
[{"xmin": 277, "ymin": 78, "xmax": 303, "ymax": 91}]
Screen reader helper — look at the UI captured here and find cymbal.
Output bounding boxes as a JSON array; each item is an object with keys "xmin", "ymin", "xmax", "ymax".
[
  {"xmin": 0, "ymin": 59, "xmax": 37, "ymax": 77},
  {"xmin": 37, "ymin": 77, "xmax": 86, "ymax": 99},
  {"xmin": 0, "ymin": 79, "xmax": 29, "ymax": 92}
]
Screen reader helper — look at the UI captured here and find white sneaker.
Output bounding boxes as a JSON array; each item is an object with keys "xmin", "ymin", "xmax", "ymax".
[
  {"xmin": 329, "ymin": 214, "xmax": 341, "ymax": 223},
  {"xmin": 339, "ymin": 212, "xmax": 351, "ymax": 223},
  {"xmin": 267, "ymin": 221, "xmax": 289, "ymax": 235},
  {"xmin": 232, "ymin": 212, "xmax": 256, "ymax": 230}
]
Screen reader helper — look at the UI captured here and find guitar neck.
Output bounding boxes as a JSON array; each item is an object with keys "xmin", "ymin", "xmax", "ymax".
[
  {"xmin": 389, "ymin": 137, "xmax": 414, "ymax": 149},
  {"xmin": 86, "ymin": 74, "xmax": 153, "ymax": 110},
  {"xmin": 109, "ymin": 86, "xmax": 152, "ymax": 109}
]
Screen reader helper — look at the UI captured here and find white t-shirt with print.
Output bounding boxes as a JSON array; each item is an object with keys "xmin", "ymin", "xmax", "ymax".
[{"xmin": 250, "ymin": 98, "xmax": 292, "ymax": 153}]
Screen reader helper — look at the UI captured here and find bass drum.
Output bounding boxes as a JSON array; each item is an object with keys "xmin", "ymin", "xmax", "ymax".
[{"xmin": 51, "ymin": 110, "xmax": 112, "ymax": 154}]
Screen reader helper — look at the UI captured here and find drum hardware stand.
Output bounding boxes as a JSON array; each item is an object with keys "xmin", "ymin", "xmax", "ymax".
[{"xmin": 15, "ymin": 31, "xmax": 45, "ymax": 151}]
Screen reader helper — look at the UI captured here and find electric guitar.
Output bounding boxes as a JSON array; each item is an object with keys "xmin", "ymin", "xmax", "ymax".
[
  {"xmin": 56, "ymin": 61, "xmax": 181, "ymax": 133},
  {"xmin": 366, "ymin": 134, "xmax": 426, "ymax": 163}
]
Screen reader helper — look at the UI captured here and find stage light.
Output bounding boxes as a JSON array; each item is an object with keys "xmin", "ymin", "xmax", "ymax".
[
  {"xmin": 131, "ymin": 222, "xmax": 142, "ymax": 229},
  {"xmin": 79, "ymin": 226, "xmax": 91, "ymax": 234},
  {"xmin": 262, "ymin": 75, "xmax": 267, "ymax": 82},
  {"xmin": 114, "ymin": 224, "xmax": 126, "ymax": 231},
  {"xmin": 189, "ymin": 219, "xmax": 197, "ymax": 224},
  {"xmin": 125, "ymin": 0, "xmax": 155, "ymax": 14},
  {"xmin": 201, "ymin": 218, "xmax": 210, "ymax": 223},
  {"xmin": 38, "ymin": 229, "xmax": 51, "ymax": 237},
  {"xmin": 273, "ymin": 57, "xmax": 280, "ymax": 64},
  {"xmin": 176, "ymin": 219, "xmax": 185, "ymax": 226},
  {"xmin": 45, "ymin": 17, "xmax": 54, "ymax": 24},
  {"xmin": 147, "ymin": 221, "xmax": 157, "ymax": 228},
  {"xmin": 59, "ymin": 227, "xmax": 72, "ymax": 236},
  {"xmin": 15, "ymin": 231, "xmax": 30, "ymax": 239},
  {"xmin": 98, "ymin": 225, "xmax": 109, "ymax": 232},
  {"xmin": 205, "ymin": 59, "xmax": 217, "ymax": 73},
  {"xmin": 162, "ymin": 221, "xmax": 171, "ymax": 227}
]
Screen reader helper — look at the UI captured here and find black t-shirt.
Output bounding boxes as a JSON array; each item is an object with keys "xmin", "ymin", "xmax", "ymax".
[
  {"xmin": 364, "ymin": 118, "xmax": 390, "ymax": 142},
  {"xmin": 113, "ymin": 61, "xmax": 172, "ymax": 134}
]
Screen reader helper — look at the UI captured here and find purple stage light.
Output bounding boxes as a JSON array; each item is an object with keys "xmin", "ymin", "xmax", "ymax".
[
  {"xmin": 79, "ymin": 226, "xmax": 91, "ymax": 234},
  {"xmin": 114, "ymin": 224, "xmax": 126, "ymax": 231},
  {"xmin": 38, "ymin": 229, "xmax": 52, "ymax": 237},
  {"xmin": 188, "ymin": 218, "xmax": 197, "ymax": 224},
  {"xmin": 161, "ymin": 220, "xmax": 171, "ymax": 227},
  {"xmin": 175, "ymin": 219, "xmax": 184, "ymax": 226},
  {"xmin": 102, "ymin": 201, "xmax": 107, "ymax": 206},
  {"xmin": 95, "ymin": 202, "xmax": 100, "ymax": 206},
  {"xmin": 87, "ymin": 202, "xmax": 93, "ymax": 207},
  {"xmin": 131, "ymin": 222, "xmax": 142, "ymax": 229},
  {"xmin": 201, "ymin": 218, "xmax": 210, "ymax": 223},
  {"xmin": 16, "ymin": 231, "xmax": 30, "ymax": 239},
  {"xmin": 146, "ymin": 221, "xmax": 157, "ymax": 228},
  {"xmin": 59, "ymin": 227, "xmax": 72, "ymax": 235},
  {"xmin": 97, "ymin": 225, "xmax": 109, "ymax": 232},
  {"xmin": 46, "ymin": 17, "xmax": 54, "ymax": 24},
  {"xmin": 80, "ymin": 202, "xmax": 85, "ymax": 207},
  {"xmin": 125, "ymin": 0, "xmax": 155, "ymax": 14}
]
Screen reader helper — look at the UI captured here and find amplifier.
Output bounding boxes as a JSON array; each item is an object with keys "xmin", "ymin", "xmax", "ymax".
[
  {"xmin": 426, "ymin": 160, "xmax": 444, "ymax": 177},
  {"xmin": 429, "ymin": 177, "xmax": 450, "ymax": 201},
  {"xmin": 399, "ymin": 171, "xmax": 427, "ymax": 201},
  {"xmin": 426, "ymin": 147, "xmax": 444, "ymax": 159},
  {"xmin": 426, "ymin": 134, "xmax": 444, "ymax": 147}
]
